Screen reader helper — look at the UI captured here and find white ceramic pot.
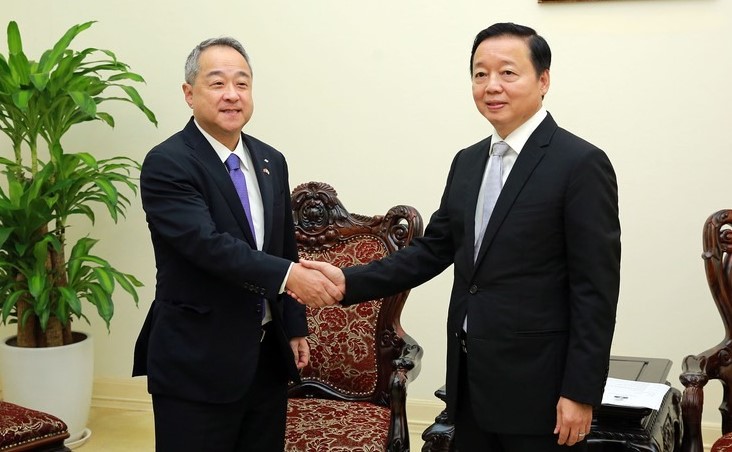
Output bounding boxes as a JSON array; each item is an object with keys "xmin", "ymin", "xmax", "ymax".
[{"xmin": 0, "ymin": 332, "xmax": 93, "ymax": 444}]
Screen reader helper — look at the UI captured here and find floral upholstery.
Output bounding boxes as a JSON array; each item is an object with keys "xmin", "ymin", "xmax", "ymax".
[
  {"xmin": 711, "ymin": 433, "xmax": 732, "ymax": 452},
  {"xmin": 299, "ymin": 238, "xmax": 387, "ymax": 396},
  {"xmin": 286, "ymin": 398, "xmax": 390, "ymax": 451},
  {"xmin": 285, "ymin": 182, "xmax": 424, "ymax": 452},
  {"xmin": 0, "ymin": 401, "xmax": 69, "ymax": 451},
  {"xmin": 714, "ymin": 433, "xmax": 732, "ymax": 452}
]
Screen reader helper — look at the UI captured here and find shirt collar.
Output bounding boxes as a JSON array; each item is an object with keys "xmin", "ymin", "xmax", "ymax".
[
  {"xmin": 492, "ymin": 107, "xmax": 547, "ymax": 155},
  {"xmin": 193, "ymin": 119, "xmax": 249, "ymax": 170}
]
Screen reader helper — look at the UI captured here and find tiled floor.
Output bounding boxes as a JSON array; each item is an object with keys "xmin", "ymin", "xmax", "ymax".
[{"xmin": 78, "ymin": 407, "xmax": 425, "ymax": 451}]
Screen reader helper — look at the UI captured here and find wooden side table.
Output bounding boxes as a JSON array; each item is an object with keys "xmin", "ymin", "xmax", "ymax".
[{"xmin": 421, "ymin": 356, "xmax": 682, "ymax": 452}]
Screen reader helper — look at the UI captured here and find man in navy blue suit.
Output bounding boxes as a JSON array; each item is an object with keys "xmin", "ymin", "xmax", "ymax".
[
  {"xmin": 132, "ymin": 37, "xmax": 343, "ymax": 451},
  {"xmin": 296, "ymin": 23, "xmax": 620, "ymax": 451}
]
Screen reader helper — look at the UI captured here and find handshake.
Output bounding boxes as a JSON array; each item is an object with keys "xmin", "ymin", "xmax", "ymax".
[{"xmin": 286, "ymin": 259, "xmax": 345, "ymax": 307}]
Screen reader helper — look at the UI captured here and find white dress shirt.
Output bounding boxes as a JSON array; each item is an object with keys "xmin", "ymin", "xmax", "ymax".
[
  {"xmin": 465, "ymin": 108, "xmax": 548, "ymax": 332},
  {"xmin": 194, "ymin": 120, "xmax": 273, "ymax": 324}
]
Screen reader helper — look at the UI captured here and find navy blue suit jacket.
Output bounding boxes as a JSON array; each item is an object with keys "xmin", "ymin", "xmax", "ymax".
[
  {"xmin": 343, "ymin": 113, "xmax": 620, "ymax": 434},
  {"xmin": 132, "ymin": 118, "xmax": 307, "ymax": 403}
]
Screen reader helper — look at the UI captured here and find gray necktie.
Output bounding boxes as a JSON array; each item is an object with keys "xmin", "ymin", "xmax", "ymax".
[{"xmin": 474, "ymin": 141, "xmax": 509, "ymax": 261}]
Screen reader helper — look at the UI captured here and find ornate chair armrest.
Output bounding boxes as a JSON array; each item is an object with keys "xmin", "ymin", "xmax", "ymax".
[
  {"xmin": 386, "ymin": 335, "xmax": 423, "ymax": 452},
  {"xmin": 680, "ymin": 354, "xmax": 710, "ymax": 452}
]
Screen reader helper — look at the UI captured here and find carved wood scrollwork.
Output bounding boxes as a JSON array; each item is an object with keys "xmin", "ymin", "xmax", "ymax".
[
  {"xmin": 291, "ymin": 181, "xmax": 424, "ymax": 253},
  {"xmin": 680, "ymin": 209, "xmax": 732, "ymax": 451}
]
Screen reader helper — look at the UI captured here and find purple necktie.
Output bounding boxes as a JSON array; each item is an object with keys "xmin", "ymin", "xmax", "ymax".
[
  {"xmin": 225, "ymin": 153, "xmax": 256, "ymax": 242},
  {"xmin": 225, "ymin": 153, "xmax": 265, "ymax": 321}
]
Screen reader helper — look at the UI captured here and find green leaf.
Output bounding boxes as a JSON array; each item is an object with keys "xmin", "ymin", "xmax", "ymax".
[
  {"xmin": 38, "ymin": 21, "xmax": 95, "ymax": 74},
  {"xmin": 94, "ymin": 177, "xmax": 118, "ymax": 205},
  {"xmin": 88, "ymin": 283, "xmax": 113, "ymax": 328},
  {"xmin": 108, "ymin": 72, "xmax": 145, "ymax": 83},
  {"xmin": 0, "ymin": 227, "xmax": 13, "ymax": 247},
  {"xmin": 92, "ymin": 267, "xmax": 115, "ymax": 293},
  {"xmin": 6, "ymin": 21, "xmax": 22, "ymax": 56},
  {"xmin": 29, "ymin": 71, "xmax": 50, "ymax": 91},
  {"xmin": 28, "ymin": 273, "xmax": 46, "ymax": 299},
  {"xmin": 57, "ymin": 286, "xmax": 82, "ymax": 316},
  {"xmin": 1, "ymin": 290, "xmax": 23, "ymax": 323},
  {"xmin": 96, "ymin": 112, "xmax": 115, "ymax": 127},
  {"xmin": 119, "ymin": 85, "xmax": 158, "ymax": 125},
  {"xmin": 11, "ymin": 89, "xmax": 31, "ymax": 110},
  {"xmin": 68, "ymin": 91, "xmax": 97, "ymax": 118},
  {"xmin": 113, "ymin": 271, "xmax": 142, "ymax": 304}
]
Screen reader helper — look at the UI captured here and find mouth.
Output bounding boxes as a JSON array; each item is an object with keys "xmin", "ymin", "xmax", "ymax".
[{"xmin": 485, "ymin": 101, "xmax": 507, "ymax": 111}]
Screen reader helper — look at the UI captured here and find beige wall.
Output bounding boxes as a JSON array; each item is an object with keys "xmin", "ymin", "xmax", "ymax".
[{"xmin": 2, "ymin": 0, "xmax": 732, "ymax": 427}]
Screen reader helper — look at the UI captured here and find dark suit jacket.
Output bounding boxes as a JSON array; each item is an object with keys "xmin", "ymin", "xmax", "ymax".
[
  {"xmin": 132, "ymin": 118, "xmax": 307, "ymax": 404},
  {"xmin": 342, "ymin": 113, "xmax": 620, "ymax": 434}
]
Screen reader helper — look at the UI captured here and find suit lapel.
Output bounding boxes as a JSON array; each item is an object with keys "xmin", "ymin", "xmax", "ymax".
[
  {"xmin": 183, "ymin": 119, "xmax": 257, "ymax": 247},
  {"xmin": 473, "ymin": 114, "xmax": 557, "ymax": 269},
  {"xmin": 243, "ymin": 134, "xmax": 274, "ymax": 251}
]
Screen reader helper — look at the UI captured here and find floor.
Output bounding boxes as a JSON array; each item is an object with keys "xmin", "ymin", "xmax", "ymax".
[{"xmin": 79, "ymin": 407, "xmax": 426, "ymax": 451}]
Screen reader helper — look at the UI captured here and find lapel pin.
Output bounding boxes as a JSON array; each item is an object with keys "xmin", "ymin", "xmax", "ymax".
[
  {"xmin": 263, "ymin": 168, "xmax": 270, "ymax": 175},
  {"xmin": 264, "ymin": 159, "xmax": 269, "ymax": 163}
]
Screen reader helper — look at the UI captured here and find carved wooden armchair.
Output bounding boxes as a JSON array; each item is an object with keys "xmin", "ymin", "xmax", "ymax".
[
  {"xmin": 284, "ymin": 181, "xmax": 424, "ymax": 452},
  {"xmin": 0, "ymin": 401, "xmax": 70, "ymax": 451},
  {"xmin": 680, "ymin": 209, "xmax": 732, "ymax": 452}
]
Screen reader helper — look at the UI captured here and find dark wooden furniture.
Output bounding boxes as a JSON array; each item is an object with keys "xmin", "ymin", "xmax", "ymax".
[
  {"xmin": 587, "ymin": 356, "xmax": 682, "ymax": 452},
  {"xmin": 0, "ymin": 401, "xmax": 70, "ymax": 451},
  {"xmin": 284, "ymin": 181, "xmax": 424, "ymax": 452},
  {"xmin": 422, "ymin": 356, "xmax": 682, "ymax": 452},
  {"xmin": 680, "ymin": 209, "xmax": 732, "ymax": 452}
]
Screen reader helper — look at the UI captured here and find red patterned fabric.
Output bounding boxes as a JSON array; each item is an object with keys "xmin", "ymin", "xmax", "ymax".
[
  {"xmin": 0, "ymin": 401, "xmax": 68, "ymax": 450},
  {"xmin": 299, "ymin": 237, "xmax": 388, "ymax": 396},
  {"xmin": 713, "ymin": 432, "xmax": 732, "ymax": 451},
  {"xmin": 285, "ymin": 398, "xmax": 390, "ymax": 451}
]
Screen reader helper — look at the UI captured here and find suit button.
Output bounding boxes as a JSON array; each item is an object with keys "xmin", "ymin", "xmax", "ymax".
[{"xmin": 469, "ymin": 285, "xmax": 478, "ymax": 294}]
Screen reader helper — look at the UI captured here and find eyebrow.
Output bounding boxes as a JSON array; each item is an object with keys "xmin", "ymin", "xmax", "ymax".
[{"xmin": 205, "ymin": 70, "xmax": 251, "ymax": 79}]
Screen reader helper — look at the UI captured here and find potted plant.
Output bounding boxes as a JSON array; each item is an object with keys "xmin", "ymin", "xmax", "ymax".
[{"xmin": 0, "ymin": 20, "xmax": 156, "ymax": 443}]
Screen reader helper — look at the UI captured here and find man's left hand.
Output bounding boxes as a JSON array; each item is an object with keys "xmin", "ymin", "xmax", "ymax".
[
  {"xmin": 290, "ymin": 337, "xmax": 309, "ymax": 369},
  {"xmin": 554, "ymin": 396, "xmax": 593, "ymax": 446}
]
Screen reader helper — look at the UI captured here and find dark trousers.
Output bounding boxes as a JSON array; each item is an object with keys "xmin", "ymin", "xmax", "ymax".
[
  {"xmin": 454, "ymin": 346, "xmax": 588, "ymax": 452},
  {"xmin": 152, "ymin": 323, "xmax": 288, "ymax": 452}
]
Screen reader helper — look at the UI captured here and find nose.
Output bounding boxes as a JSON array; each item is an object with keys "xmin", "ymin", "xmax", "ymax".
[
  {"xmin": 484, "ymin": 74, "xmax": 503, "ymax": 93},
  {"xmin": 222, "ymin": 83, "xmax": 238, "ymax": 100}
]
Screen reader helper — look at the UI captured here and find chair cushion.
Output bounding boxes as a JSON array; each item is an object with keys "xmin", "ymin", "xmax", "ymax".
[
  {"xmin": 285, "ymin": 398, "xmax": 390, "ymax": 451},
  {"xmin": 299, "ymin": 236, "xmax": 388, "ymax": 396},
  {"xmin": 0, "ymin": 401, "xmax": 69, "ymax": 450},
  {"xmin": 713, "ymin": 432, "xmax": 732, "ymax": 451}
]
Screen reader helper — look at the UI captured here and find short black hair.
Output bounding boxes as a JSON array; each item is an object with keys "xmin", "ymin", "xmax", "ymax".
[{"xmin": 470, "ymin": 23, "xmax": 551, "ymax": 77}]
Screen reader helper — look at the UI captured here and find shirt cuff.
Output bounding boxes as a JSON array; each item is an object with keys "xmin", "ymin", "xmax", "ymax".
[{"xmin": 279, "ymin": 262, "xmax": 293, "ymax": 294}]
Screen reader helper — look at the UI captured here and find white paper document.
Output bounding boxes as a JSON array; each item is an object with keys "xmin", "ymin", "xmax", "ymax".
[{"xmin": 601, "ymin": 377, "xmax": 670, "ymax": 410}]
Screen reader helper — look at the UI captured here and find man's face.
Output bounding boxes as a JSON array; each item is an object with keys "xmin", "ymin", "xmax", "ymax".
[
  {"xmin": 471, "ymin": 35, "xmax": 549, "ymax": 138},
  {"xmin": 183, "ymin": 45, "xmax": 254, "ymax": 149}
]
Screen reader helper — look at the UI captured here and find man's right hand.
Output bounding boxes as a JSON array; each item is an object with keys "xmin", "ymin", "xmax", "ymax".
[
  {"xmin": 286, "ymin": 261, "xmax": 344, "ymax": 307},
  {"xmin": 286, "ymin": 260, "xmax": 346, "ymax": 307}
]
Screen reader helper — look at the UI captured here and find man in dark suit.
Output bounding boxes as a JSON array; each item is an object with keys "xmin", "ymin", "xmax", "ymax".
[
  {"xmin": 296, "ymin": 23, "xmax": 620, "ymax": 451},
  {"xmin": 132, "ymin": 37, "xmax": 343, "ymax": 452}
]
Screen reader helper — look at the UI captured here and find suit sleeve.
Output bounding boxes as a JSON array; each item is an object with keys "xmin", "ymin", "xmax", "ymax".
[
  {"xmin": 342, "ymin": 151, "xmax": 461, "ymax": 304},
  {"xmin": 277, "ymin": 158, "xmax": 308, "ymax": 338},
  {"xmin": 561, "ymin": 147, "xmax": 621, "ymax": 406},
  {"xmin": 141, "ymin": 147, "xmax": 292, "ymax": 301}
]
